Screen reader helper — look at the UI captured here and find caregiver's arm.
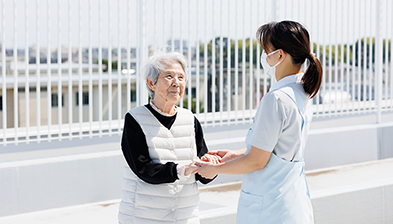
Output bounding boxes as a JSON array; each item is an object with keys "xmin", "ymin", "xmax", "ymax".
[{"xmin": 196, "ymin": 145, "xmax": 271, "ymax": 179}]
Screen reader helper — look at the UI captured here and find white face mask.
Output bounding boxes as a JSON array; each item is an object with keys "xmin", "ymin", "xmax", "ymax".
[{"xmin": 260, "ymin": 49, "xmax": 285, "ymax": 81}]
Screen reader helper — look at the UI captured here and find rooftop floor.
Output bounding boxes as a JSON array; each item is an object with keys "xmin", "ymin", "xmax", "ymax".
[{"xmin": 1, "ymin": 158, "xmax": 392, "ymax": 224}]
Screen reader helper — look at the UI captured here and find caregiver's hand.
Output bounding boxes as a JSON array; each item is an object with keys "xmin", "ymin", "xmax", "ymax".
[
  {"xmin": 208, "ymin": 150, "xmax": 239, "ymax": 162},
  {"xmin": 195, "ymin": 160, "xmax": 219, "ymax": 179},
  {"xmin": 201, "ymin": 153, "xmax": 221, "ymax": 164}
]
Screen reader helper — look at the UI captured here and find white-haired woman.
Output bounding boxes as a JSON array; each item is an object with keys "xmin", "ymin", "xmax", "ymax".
[{"xmin": 118, "ymin": 51, "xmax": 219, "ymax": 224}]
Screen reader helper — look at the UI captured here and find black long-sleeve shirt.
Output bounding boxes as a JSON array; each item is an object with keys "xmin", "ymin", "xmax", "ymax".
[{"xmin": 121, "ymin": 104, "xmax": 214, "ymax": 185}]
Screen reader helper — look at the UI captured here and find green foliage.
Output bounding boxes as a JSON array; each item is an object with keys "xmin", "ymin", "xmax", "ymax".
[
  {"xmin": 313, "ymin": 38, "xmax": 391, "ymax": 68},
  {"xmin": 181, "ymin": 97, "xmax": 204, "ymax": 114},
  {"xmin": 199, "ymin": 36, "xmax": 392, "ymax": 70},
  {"xmin": 199, "ymin": 37, "xmax": 260, "ymax": 68},
  {"xmin": 99, "ymin": 59, "xmax": 122, "ymax": 72}
]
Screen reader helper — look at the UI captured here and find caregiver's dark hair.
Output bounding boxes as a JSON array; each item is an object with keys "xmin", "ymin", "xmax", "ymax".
[{"xmin": 256, "ymin": 21, "xmax": 323, "ymax": 98}]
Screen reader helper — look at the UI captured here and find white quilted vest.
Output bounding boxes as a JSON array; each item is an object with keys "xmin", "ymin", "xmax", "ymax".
[{"xmin": 118, "ymin": 106, "xmax": 200, "ymax": 224}]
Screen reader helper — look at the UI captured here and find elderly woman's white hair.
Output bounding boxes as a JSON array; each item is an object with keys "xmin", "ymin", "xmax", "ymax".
[{"xmin": 143, "ymin": 50, "xmax": 188, "ymax": 99}]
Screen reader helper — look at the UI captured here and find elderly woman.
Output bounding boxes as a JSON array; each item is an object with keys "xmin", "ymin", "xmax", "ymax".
[{"xmin": 118, "ymin": 51, "xmax": 218, "ymax": 224}]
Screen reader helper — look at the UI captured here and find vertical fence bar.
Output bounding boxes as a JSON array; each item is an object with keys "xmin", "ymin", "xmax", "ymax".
[
  {"xmin": 212, "ymin": 1, "xmax": 216, "ymax": 125},
  {"xmin": 47, "ymin": 0, "xmax": 51, "ymax": 142},
  {"xmin": 117, "ymin": 0, "xmax": 121, "ymax": 134},
  {"xmin": 256, "ymin": 0, "xmax": 260, "ymax": 109},
  {"xmin": 368, "ymin": 0, "xmax": 373, "ymax": 112},
  {"xmin": 88, "ymin": 0, "xmax": 93, "ymax": 138},
  {"xmin": 362, "ymin": 2, "xmax": 367, "ymax": 112},
  {"xmin": 262, "ymin": 0, "xmax": 268, "ymax": 100},
  {"xmin": 126, "ymin": 0, "xmax": 131, "ymax": 112},
  {"xmin": 67, "ymin": 0, "xmax": 72, "ymax": 139},
  {"xmin": 187, "ymin": 0, "xmax": 191, "ymax": 113},
  {"xmin": 234, "ymin": 0, "xmax": 239, "ymax": 124},
  {"xmin": 351, "ymin": 0, "xmax": 356, "ymax": 114},
  {"xmin": 162, "ymin": 0, "xmax": 165, "ymax": 53},
  {"xmin": 383, "ymin": 1, "xmax": 388, "ymax": 111},
  {"xmin": 249, "ymin": 0, "xmax": 253, "ymax": 121},
  {"xmin": 357, "ymin": 1, "xmax": 361, "ymax": 114},
  {"xmin": 136, "ymin": 0, "xmax": 140, "ymax": 107},
  {"xmin": 98, "ymin": 0, "xmax": 103, "ymax": 136},
  {"xmin": 137, "ymin": 0, "xmax": 148, "ymax": 106},
  {"xmin": 180, "ymin": 0, "xmax": 183, "ymax": 55},
  {"xmin": 334, "ymin": 0, "xmax": 338, "ymax": 115},
  {"xmin": 375, "ymin": 0, "xmax": 383, "ymax": 122},
  {"xmin": 219, "ymin": 0, "xmax": 223, "ymax": 125},
  {"xmin": 171, "ymin": 0, "xmax": 174, "ymax": 52},
  {"xmin": 57, "ymin": 0, "xmax": 61, "ymax": 141},
  {"xmin": 227, "ymin": 0, "xmax": 231, "ymax": 123},
  {"xmin": 108, "ymin": 0, "xmax": 112, "ymax": 135},
  {"xmin": 315, "ymin": 0, "xmax": 321, "ymax": 116},
  {"xmin": 78, "ymin": 0, "xmax": 82, "ymax": 138},
  {"xmin": 180, "ymin": 0, "xmax": 184, "ymax": 109},
  {"xmin": 241, "ymin": 2, "xmax": 246, "ymax": 123},
  {"xmin": 321, "ymin": 1, "xmax": 326, "ymax": 117},
  {"xmin": 25, "ymin": 0, "xmax": 30, "ymax": 143},
  {"xmin": 153, "ymin": 0, "xmax": 157, "ymax": 52},
  {"xmin": 328, "ymin": 0, "xmax": 333, "ymax": 116},
  {"xmin": 36, "ymin": 0, "xmax": 41, "ymax": 142},
  {"xmin": 390, "ymin": 0, "xmax": 393, "ymax": 111},
  {"xmin": 339, "ymin": 0, "xmax": 345, "ymax": 114},
  {"xmin": 203, "ymin": 0, "xmax": 207, "ymax": 123},
  {"xmin": 196, "ymin": 0, "xmax": 200, "ymax": 117},
  {"xmin": 345, "ymin": 0, "xmax": 349, "ymax": 114},
  {"xmin": 13, "ymin": 0, "xmax": 18, "ymax": 144},
  {"xmin": 2, "ymin": 0, "xmax": 6, "ymax": 145},
  {"xmin": 195, "ymin": 0, "xmax": 200, "ymax": 116}
]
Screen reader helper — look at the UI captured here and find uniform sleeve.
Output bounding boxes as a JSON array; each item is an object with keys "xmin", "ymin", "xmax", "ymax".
[
  {"xmin": 194, "ymin": 116, "xmax": 216, "ymax": 184},
  {"xmin": 121, "ymin": 113, "xmax": 178, "ymax": 184},
  {"xmin": 248, "ymin": 93, "xmax": 286, "ymax": 152}
]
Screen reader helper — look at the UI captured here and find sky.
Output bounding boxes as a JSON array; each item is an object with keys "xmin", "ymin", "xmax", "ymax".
[{"xmin": 1, "ymin": 0, "xmax": 392, "ymax": 49}]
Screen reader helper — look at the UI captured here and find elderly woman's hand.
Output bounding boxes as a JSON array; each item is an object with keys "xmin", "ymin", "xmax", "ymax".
[
  {"xmin": 184, "ymin": 161, "xmax": 199, "ymax": 176},
  {"xmin": 195, "ymin": 161, "xmax": 219, "ymax": 179},
  {"xmin": 201, "ymin": 154, "xmax": 221, "ymax": 164}
]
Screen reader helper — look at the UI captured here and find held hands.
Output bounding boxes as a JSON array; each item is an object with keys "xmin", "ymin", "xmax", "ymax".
[
  {"xmin": 195, "ymin": 152, "xmax": 227, "ymax": 179},
  {"xmin": 201, "ymin": 154, "xmax": 221, "ymax": 164},
  {"xmin": 184, "ymin": 150, "xmax": 238, "ymax": 179},
  {"xmin": 184, "ymin": 161, "xmax": 199, "ymax": 176},
  {"xmin": 194, "ymin": 160, "xmax": 219, "ymax": 179},
  {"xmin": 207, "ymin": 150, "xmax": 238, "ymax": 162},
  {"xmin": 184, "ymin": 153, "xmax": 221, "ymax": 176}
]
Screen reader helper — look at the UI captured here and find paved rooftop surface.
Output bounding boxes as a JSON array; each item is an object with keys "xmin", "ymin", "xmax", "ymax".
[
  {"xmin": 0, "ymin": 183, "xmax": 241, "ymax": 224},
  {"xmin": 1, "ymin": 158, "xmax": 392, "ymax": 224}
]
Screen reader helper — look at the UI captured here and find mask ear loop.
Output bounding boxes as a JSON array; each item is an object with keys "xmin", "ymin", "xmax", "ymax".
[{"xmin": 266, "ymin": 49, "xmax": 280, "ymax": 57}]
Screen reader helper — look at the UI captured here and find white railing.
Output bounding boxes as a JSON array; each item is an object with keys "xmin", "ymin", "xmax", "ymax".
[{"xmin": 0, "ymin": 0, "xmax": 392, "ymax": 145}]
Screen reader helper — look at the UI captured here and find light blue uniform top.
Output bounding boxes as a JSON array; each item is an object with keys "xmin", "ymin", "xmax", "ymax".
[{"xmin": 236, "ymin": 74, "xmax": 314, "ymax": 223}]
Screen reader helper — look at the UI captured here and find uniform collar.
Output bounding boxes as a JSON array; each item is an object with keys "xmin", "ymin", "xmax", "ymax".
[{"xmin": 269, "ymin": 73, "xmax": 304, "ymax": 92}]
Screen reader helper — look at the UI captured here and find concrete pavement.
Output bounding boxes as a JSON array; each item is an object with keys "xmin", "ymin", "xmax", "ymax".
[{"xmin": 1, "ymin": 158, "xmax": 393, "ymax": 224}]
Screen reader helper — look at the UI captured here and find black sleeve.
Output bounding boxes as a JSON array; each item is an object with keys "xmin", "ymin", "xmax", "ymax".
[
  {"xmin": 121, "ymin": 113, "xmax": 178, "ymax": 184},
  {"xmin": 194, "ymin": 117, "xmax": 216, "ymax": 184}
]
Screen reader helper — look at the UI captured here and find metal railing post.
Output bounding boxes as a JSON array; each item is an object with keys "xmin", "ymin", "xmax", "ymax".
[
  {"xmin": 375, "ymin": 0, "xmax": 383, "ymax": 123},
  {"xmin": 137, "ymin": 0, "xmax": 148, "ymax": 106}
]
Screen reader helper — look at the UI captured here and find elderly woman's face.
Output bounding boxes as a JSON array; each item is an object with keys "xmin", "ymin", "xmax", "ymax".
[{"xmin": 151, "ymin": 62, "xmax": 186, "ymax": 104}]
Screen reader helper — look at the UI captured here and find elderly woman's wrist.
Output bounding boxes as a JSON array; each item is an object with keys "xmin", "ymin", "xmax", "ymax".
[{"xmin": 176, "ymin": 164, "xmax": 186, "ymax": 177}]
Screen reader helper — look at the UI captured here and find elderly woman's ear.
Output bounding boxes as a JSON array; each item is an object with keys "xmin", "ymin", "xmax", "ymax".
[{"xmin": 146, "ymin": 77, "xmax": 156, "ymax": 92}]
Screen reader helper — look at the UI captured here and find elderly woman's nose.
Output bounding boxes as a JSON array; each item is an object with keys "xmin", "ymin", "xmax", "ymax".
[{"xmin": 172, "ymin": 77, "xmax": 180, "ymax": 86}]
